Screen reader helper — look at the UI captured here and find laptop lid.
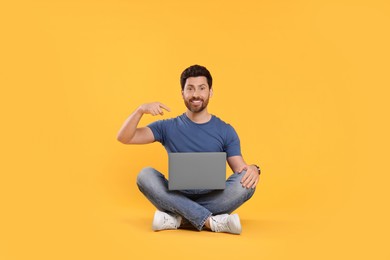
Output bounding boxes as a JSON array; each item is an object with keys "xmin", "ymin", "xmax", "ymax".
[{"xmin": 168, "ymin": 152, "xmax": 227, "ymax": 190}]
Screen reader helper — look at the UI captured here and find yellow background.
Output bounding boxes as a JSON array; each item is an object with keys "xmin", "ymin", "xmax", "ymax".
[{"xmin": 1, "ymin": 0, "xmax": 389, "ymax": 259}]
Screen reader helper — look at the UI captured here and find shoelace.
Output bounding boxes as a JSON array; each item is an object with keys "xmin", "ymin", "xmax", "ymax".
[
  {"xmin": 162, "ymin": 215, "xmax": 178, "ymax": 229},
  {"xmin": 211, "ymin": 215, "xmax": 230, "ymax": 232}
]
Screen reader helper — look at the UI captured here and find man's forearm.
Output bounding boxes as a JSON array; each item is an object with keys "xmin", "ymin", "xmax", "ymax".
[{"xmin": 117, "ymin": 107, "xmax": 144, "ymax": 144}]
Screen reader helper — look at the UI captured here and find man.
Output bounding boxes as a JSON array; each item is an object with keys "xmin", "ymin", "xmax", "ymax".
[{"xmin": 117, "ymin": 65, "xmax": 261, "ymax": 234}]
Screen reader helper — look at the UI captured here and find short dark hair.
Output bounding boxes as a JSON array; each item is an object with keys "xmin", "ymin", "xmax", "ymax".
[{"xmin": 180, "ymin": 65, "xmax": 213, "ymax": 90}]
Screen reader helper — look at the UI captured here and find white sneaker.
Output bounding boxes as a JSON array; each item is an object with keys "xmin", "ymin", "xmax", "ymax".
[
  {"xmin": 210, "ymin": 214, "xmax": 242, "ymax": 234},
  {"xmin": 152, "ymin": 210, "xmax": 182, "ymax": 231}
]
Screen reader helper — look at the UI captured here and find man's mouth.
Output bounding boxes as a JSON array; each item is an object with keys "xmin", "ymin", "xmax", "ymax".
[{"xmin": 190, "ymin": 99, "xmax": 203, "ymax": 105}]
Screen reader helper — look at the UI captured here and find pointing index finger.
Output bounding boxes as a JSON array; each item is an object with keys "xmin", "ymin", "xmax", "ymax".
[{"xmin": 159, "ymin": 103, "xmax": 171, "ymax": 112}]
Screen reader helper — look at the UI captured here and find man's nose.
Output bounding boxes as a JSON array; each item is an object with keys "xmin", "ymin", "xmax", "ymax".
[{"xmin": 193, "ymin": 89, "xmax": 200, "ymax": 97}]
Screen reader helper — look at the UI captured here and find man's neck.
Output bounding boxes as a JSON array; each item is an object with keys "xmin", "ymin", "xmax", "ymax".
[{"xmin": 185, "ymin": 109, "xmax": 212, "ymax": 124}]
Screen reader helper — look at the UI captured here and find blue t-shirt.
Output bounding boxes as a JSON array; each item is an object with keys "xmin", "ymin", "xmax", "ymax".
[{"xmin": 147, "ymin": 113, "xmax": 241, "ymax": 158}]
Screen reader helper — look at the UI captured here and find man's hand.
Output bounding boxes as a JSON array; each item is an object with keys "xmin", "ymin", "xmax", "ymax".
[
  {"xmin": 139, "ymin": 102, "xmax": 171, "ymax": 116},
  {"xmin": 117, "ymin": 102, "xmax": 170, "ymax": 144},
  {"xmin": 237, "ymin": 164, "xmax": 260, "ymax": 189}
]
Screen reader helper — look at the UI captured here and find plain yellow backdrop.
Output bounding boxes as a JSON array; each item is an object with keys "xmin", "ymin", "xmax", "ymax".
[{"xmin": 1, "ymin": 0, "xmax": 389, "ymax": 259}]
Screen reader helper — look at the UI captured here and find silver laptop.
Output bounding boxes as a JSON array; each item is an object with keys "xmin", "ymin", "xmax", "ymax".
[{"xmin": 168, "ymin": 152, "xmax": 227, "ymax": 190}]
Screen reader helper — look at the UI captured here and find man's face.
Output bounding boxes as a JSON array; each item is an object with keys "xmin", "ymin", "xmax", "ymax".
[{"xmin": 182, "ymin": 76, "xmax": 212, "ymax": 113}]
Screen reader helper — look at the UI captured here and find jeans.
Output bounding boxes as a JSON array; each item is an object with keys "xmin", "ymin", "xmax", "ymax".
[{"xmin": 136, "ymin": 167, "xmax": 256, "ymax": 231}]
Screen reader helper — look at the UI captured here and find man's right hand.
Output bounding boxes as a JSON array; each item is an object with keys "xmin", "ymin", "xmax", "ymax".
[
  {"xmin": 117, "ymin": 102, "xmax": 170, "ymax": 144},
  {"xmin": 139, "ymin": 102, "xmax": 171, "ymax": 116}
]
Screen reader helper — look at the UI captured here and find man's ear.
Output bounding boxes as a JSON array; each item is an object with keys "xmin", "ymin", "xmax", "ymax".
[{"xmin": 210, "ymin": 88, "xmax": 213, "ymax": 97}]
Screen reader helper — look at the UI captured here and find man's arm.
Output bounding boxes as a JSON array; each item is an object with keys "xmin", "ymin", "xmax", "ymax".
[
  {"xmin": 117, "ymin": 102, "xmax": 170, "ymax": 144},
  {"xmin": 227, "ymin": 155, "xmax": 261, "ymax": 189}
]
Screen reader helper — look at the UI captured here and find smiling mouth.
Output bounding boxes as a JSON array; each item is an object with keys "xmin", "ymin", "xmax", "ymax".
[{"xmin": 190, "ymin": 100, "xmax": 203, "ymax": 105}]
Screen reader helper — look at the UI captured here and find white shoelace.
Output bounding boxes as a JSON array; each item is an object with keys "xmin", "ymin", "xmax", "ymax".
[
  {"xmin": 162, "ymin": 214, "xmax": 179, "ymax": 229},
  {"xmin": 211, "ymin": 215, "xmax": 230, "ymax": 232}
]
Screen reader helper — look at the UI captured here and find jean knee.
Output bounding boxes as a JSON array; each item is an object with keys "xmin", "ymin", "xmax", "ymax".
[
  {"xmin": 228, "ymin": 171, "xmax": 256, "ymax": 200},
  {"xmin": 236, "ymin": 183, "xmax": 256, "ymax": 201},
  {"xmin": 136, "ymin": 166, "xmax": 155, "ymax": 189},
  {"xmin": 245, "ymin": 186, "xmax": 256, "ymax": 201}
]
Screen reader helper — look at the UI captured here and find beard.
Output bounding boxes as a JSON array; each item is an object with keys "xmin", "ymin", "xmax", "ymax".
[{"xmin": 184, "ymin": 97, "xmax": 210, "ymax": 113}]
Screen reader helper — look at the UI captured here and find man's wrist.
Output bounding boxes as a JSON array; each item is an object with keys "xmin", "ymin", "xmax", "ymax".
[
  {"xmin": 252, "ymin": 164, "xmax": 261, "ymax": 174},
  {"xmin": 136, "ymin": 106, "xmax": 145, "ymax": 115}
]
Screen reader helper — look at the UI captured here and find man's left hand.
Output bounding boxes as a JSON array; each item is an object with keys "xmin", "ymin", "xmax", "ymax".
[{"xmin": 237, "ymin": 165, "xmax": 260, "ymax": 189}]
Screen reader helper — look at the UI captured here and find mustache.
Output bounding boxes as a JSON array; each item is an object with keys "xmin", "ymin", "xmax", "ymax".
[{"xmin": 190, "ymin": 98, "xmax": 204, "ymax": 102}]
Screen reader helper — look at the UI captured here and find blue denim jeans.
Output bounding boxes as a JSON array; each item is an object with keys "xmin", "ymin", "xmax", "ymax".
[{"xmin": 136, "ymin": 167, "xmax": 256, "ymax": 231}]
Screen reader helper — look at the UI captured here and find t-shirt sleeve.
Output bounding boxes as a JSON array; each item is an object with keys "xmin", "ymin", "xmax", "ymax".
[
  {"xmin": 224, "ymin": 125, "xmax": 241, "ymax": 157},
  {"xmin": 147, "ymin": 120, "xmax": 165, "ymax": 145}
]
